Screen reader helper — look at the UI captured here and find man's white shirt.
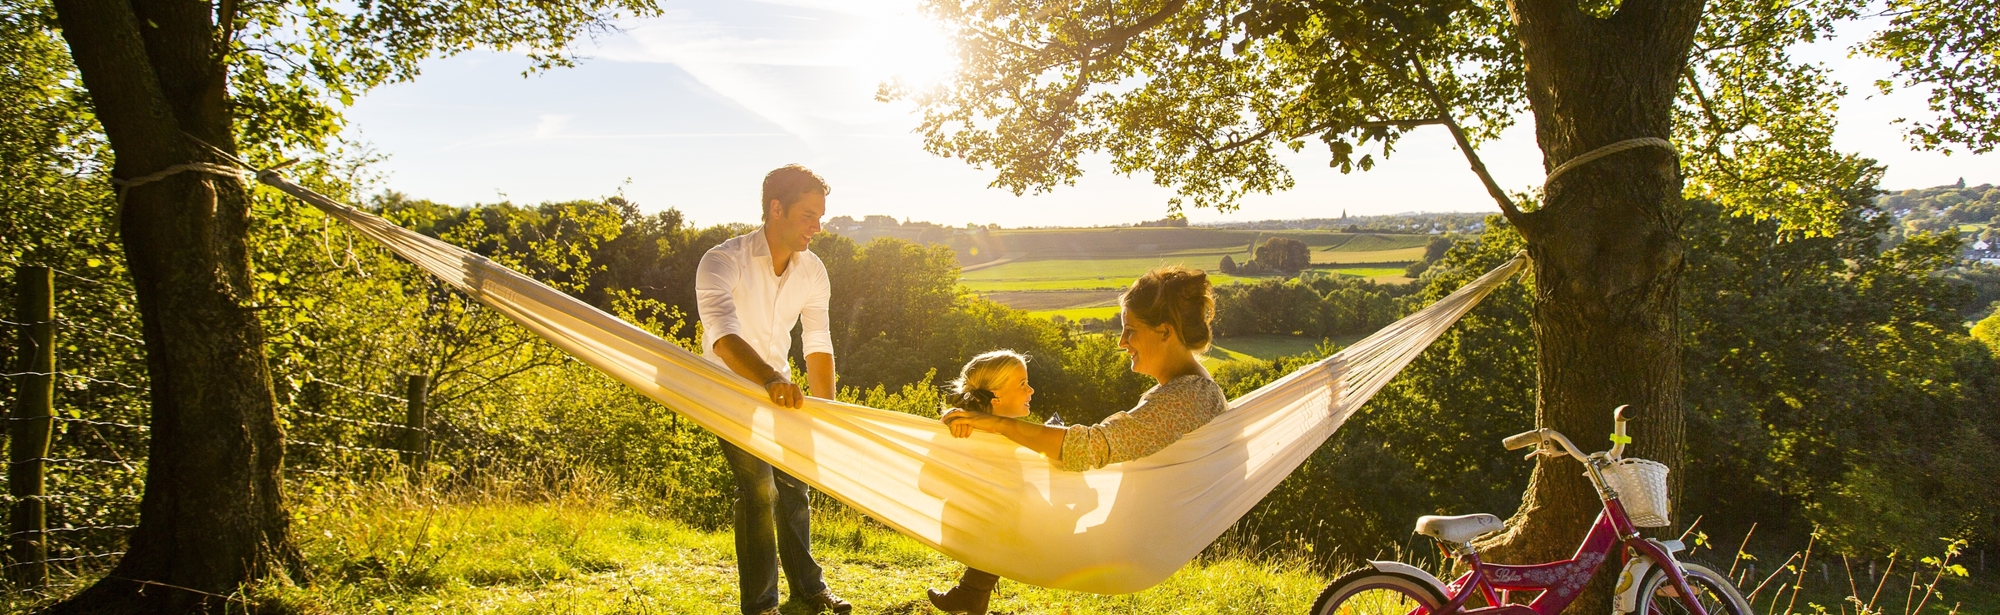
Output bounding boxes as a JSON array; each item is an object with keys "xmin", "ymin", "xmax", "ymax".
[{"xmin": 695, "ymin": 228, "xmax": 834, "ymax": 373}]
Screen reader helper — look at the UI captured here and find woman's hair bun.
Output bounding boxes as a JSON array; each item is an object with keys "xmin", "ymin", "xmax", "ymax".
[{"xmin": 1122, "ymin": 265, "xmax": 1215, "ymax": 352}]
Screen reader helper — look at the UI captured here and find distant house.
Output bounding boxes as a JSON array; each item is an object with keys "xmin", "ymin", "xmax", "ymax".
[
  {"xmin": 1966, "ymin": 240, "xmax": 2000, "ymax": 265},
  {"xmin": 825, "ymin": 216, "xmax": 863, "ymax": 235}
]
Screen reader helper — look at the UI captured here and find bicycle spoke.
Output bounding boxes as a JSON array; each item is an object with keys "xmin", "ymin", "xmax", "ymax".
[{"xmin": 1334, "ymin": 587, "xmax": 1427, "ymax": 615}]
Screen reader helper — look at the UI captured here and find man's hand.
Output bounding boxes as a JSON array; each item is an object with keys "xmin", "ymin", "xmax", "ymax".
[
  {"xmin": 765, "ymin": 376, "xmax": 806, "ymax": 409},
  {"xmin": 713, "ymin": 334, "xmax": 808, "ymax": 409}
]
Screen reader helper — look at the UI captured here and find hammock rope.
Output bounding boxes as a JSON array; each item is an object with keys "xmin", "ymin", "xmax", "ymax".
[
  {"xmin": 238, "ymin": 169, "xmax": 1526, "ymax": 594},
  {"xmin": 1543, "ymin": 137, "xmax": 1678, "ymax": 190}
]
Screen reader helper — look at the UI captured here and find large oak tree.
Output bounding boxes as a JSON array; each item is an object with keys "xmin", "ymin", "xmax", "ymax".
[
  {"xmin": 40, "ymin": 0, "xmax": 655, "ymax": 610},
  {"xmin": 899, "ymin": 0, "xmax": 1997, "ymax": 610}
]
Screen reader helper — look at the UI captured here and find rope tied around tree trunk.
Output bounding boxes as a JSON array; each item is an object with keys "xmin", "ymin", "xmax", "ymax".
[
  {"xmin": 1542, "ymin": 137, "xmax": 1678, "ymax": 191},
  {"xmin": 107, "ymin": 135, "xmax": 298, "ymax": 203},
  {"xmin": 108, "ymin": 162, "xmax": 251, "ymax": 191}
]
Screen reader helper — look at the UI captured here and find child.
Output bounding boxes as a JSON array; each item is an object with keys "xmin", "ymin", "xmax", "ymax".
[{"xmin": 931, "ymin": 350, "xmax": 1035, "ymax": 614}]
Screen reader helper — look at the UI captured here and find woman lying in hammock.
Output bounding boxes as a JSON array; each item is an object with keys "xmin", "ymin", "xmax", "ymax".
[{"xmin": 928, "ymin": 266, "xmax": 1228, "ymax": 614}]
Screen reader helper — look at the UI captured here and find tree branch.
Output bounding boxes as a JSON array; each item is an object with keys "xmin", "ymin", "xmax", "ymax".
[
  {"xmin": 1409, "ymin": 55, "xmax": 1526, "ymax": 225},
  {"xmin": 1205, "ymin": 128, "xmax": 1276, "ymax": 154},
  {"xmin": 1065, "ymin": 0, "xmax": 1189, "ymax": 54},
  {"xmin": 1356, "ymin": 118, "xmax": 1447, "ymax": 129}
]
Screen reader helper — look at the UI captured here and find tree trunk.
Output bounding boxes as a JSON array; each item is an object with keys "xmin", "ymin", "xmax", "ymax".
[
  {"xmin": 1475, "ymin": 1, "xmax": 1702, "ymax": 613},
  {"xmin": 46, "ymin": 0, "xmax": 294, "ymax": 611}
]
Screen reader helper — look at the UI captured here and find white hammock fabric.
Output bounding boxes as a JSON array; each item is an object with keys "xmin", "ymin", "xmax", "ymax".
[{"xmin": 260, "ymin": 174, "xmax": 1526, "ymax": 594}]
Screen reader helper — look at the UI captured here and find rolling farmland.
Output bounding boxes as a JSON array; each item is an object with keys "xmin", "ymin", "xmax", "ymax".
[
  {"xmin": 946, "ymin": 226, "xmax": 1436, "ymax": 363},
  {"xmin": 958, "ymin": 227, "xmax": 1429, "ymax": 299}
]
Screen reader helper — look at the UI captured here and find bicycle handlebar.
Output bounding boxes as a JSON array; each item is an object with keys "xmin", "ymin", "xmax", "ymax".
[
  {"xmin": 1502, "ymin": 430, "xmax": 1543, "ymax": 451},
  {"xmin": 1500, "ymin": 405, "xmax": 1633, "ymax": 463}
]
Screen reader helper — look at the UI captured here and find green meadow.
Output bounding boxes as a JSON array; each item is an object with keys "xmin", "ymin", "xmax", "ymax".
[
  {"xmin": 966, "ymin": 228, "xmax": 1429, "ymax": 307},
  {"xmin": 211, "ymin": 481, "xmax": 1332, "ymax": 615}
]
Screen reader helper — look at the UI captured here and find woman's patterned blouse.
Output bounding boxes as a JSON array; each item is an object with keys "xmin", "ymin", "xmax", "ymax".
[{"xmin": 1055, "ymin": 374, "xmax": 1228, "ymax": 472}]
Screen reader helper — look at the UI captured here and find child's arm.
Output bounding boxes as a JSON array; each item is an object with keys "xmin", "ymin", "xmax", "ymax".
[{"xmin": 944, "ymin": 411, "xmax": 1063, "ymax": 458}]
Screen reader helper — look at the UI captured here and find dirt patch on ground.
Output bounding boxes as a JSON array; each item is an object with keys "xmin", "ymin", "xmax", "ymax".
[{"xmin": 982, "ymin": 290, "xmax": 1123, "ymax": 311}]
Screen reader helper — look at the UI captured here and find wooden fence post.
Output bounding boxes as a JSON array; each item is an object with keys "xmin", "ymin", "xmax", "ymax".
[
  {"xmin": 8, "ymin": 266, "xmax": 54, "ymax": 588},
  {"xmin": 401, "ymin": 374, "xmax": 429, "ymax": 472}
]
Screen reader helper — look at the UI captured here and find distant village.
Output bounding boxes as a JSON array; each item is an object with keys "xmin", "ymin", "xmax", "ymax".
[
  {"xmin": 1876, "ymin": 180, "xmax": 2000, "ymax": 265},
  {"xmin": 1969, "ymin": 239, "xmax": 2000, "ymax": 266}
]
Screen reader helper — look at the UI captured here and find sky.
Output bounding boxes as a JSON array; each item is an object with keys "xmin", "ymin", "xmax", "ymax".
[{"xmin": 343, "ymin": 0, "xmax": 1997, "ymax": 229}]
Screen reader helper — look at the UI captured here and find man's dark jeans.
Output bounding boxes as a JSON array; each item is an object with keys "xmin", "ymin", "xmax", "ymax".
[{"xmin": 719, "ymin": 438, "xmax": 827, "ymax": 614}]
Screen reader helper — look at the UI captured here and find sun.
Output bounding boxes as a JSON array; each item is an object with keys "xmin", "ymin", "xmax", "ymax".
[{"xmin": 850, "ymin": 3, "xmax": 958, "ymax": 95}]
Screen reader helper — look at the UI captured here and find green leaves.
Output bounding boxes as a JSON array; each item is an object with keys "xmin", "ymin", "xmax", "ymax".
[
  {"xmin": 1861, "ymin": 0, "xmax": 2000, "ymax": 154},
  {"xmin": 1676, "ymin": 0, "xmax": 1874, "ymax": 235},
  {"xmin": 901, "ymin": 0, "xmax": 1521, "ymax": 212},
  {"xmin": 913, "ymin": 0, "xmax": 1998, "ymax": 239},
  {"xmin": 223, "ymin": 0, "xmax": 663, "ymax": 152}
]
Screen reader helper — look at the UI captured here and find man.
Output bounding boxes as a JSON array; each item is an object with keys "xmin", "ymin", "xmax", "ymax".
[{"xmin": 695, "ymin": 164, "xmax": 850, "ymax": 615}]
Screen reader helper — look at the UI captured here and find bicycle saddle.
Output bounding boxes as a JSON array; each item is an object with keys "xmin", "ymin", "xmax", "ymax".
[{"xmin": 1415, "ymin": 513, "xmax": 1504, "ymax": 544}]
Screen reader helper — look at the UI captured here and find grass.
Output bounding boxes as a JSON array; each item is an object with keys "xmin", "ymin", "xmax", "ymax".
[
  {"xmin": 3, "ymin": 474, "xmax": 1331, "ymax": 614},
  {"xmin": 251, "ymin": 480, "xmax": 1326, "ymax": 614},
  {"xmin": 10, "ymin": 476, "xmax": 1995, "ymax": 615}
]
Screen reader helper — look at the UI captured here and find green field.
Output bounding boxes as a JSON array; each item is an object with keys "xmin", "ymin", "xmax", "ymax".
[
  {"xmin": 1310, "ymin": 246, "xmax": 1427, "ymax": 264},
  {"xmin": 964, "ymin": 227, "xmax": 1431, "ymax": 259},
  {"xmin": 1193, "ymin": 334, "xmax": 1362, "ymax": 370},
  {"xmin": 1212, "ymin": 334, "xmax": 1340, "ymax": 360},
  {"xmin": 966, "ymin": 268, "xmax": 1271, "ymax": 292},
  {"xmin": 1026, "ymin": 305, "xmax": 1122, "ymax": 322},
  {"xmin": 1322, "ymin": 266, "xmax": 1408, "ymax": 278},
  {"xmin": 962, "ymin": 230, "xmax": 1430, "ymax": 295}
]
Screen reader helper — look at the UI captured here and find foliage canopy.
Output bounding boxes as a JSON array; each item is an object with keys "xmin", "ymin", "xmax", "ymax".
[{"xmin": 898, "ymin": 0, "xmax": 1996, "ymax": 235}]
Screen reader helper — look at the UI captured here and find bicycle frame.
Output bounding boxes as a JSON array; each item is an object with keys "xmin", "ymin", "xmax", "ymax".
[{"xmin": 1421, "ymin": 501, "xmax": 1707, "ymax": 615}]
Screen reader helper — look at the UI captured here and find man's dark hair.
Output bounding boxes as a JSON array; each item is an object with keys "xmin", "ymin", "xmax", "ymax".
[{"xmin": 760, "ymin": 164, "xmax": 831, "ymax": 222}]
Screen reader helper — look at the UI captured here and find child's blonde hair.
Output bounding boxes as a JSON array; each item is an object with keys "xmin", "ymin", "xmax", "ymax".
[{"xmin": 946, "ymin": 350, "xmax": 1029, "ymax": 412}]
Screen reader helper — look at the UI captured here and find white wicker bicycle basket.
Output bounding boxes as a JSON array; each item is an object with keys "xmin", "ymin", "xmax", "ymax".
[{"xmin": 1599, "ymin": 458, "xmax": 1671, "ymax": 527}]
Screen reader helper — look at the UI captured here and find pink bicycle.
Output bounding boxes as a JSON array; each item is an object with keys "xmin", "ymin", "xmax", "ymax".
[{"xmin": 1310, "ymin": 405, "xmax": 1751, "ymax": 615}]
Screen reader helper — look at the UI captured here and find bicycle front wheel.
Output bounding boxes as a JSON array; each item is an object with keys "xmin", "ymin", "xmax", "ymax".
[
  {"xmin": 1634, "ymin": 561, "xmax": 1752, "ymax": 615},
  {"xmin": 1310, "ymin": 569, "xmax": 1448, "ymax": 615}
]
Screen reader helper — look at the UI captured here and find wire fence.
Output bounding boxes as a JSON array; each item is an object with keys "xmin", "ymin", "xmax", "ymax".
[{"xmin": 3, "ymin": 264, "xmax": 430, "ymax": 589}]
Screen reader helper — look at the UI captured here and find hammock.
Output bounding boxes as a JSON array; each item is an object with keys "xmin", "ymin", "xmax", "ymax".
[{"xmin": 258, "ymin": 173, "xmax": 1526, "ymax": 594}]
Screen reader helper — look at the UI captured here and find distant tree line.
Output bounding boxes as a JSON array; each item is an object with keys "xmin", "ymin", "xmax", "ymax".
[
  {"xmin": 1212, "ymin": 276, "xmax": 1418, "ymax": 338},
  {"xmin": 1220, "ymin": 237, "xmax": 1313, "ymax": 274},
  {"xmin": 1202, "ymin": 212, "xmax": 1488, "ymax": 234},
  {"xmin": 1134, "ymin": 215, "xmax": 1190, "ymax": 227}
]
